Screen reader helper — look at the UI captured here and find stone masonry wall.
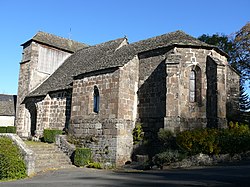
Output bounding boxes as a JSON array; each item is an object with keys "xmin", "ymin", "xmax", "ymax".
[
  {"xmin": 117, "ymin": 56, "xmax": 139, "ymax": 165},
  {"xmin": 137, "ymin": 47, "xmax": 228, "ymax": 134},
  {"xmin": 16, "ymin": 42, "xmax": 37, "ymax": 137},
  {"xmin": 164, "ymin": 48, "xmax": 228, "ymax": 132},
  {"xmin": 16, "ymin": 41, "xmax": 72, "ymax": 138},
  {"xmin": 71, "ymin": 71, "xmax": 120, "ymax": 122},
  {"xmin": 69, "ymin": 69, "xmax": 120, "ymax": 165},
  {"xmin": 226, "ymin": 66, "xmax": 240, "ymax": 120},
  {"xmin": 176, "ymin": 48, "xmax": 209, "ymax": 130},
  {"xmin": 165, "ymin": 49, "xmax": 182, "ymax": 132},
  {"xmin": 138, "ymin": 52, "xmax": 167, "ymax": 137},
  {"xmin": 118, "ymin": 56, "xmax": 139, "ymax": 121},
  {"xmin": 216, "ymin": 60, "xmax": 227, "ymax": 128},
  {"xmin": 35, "ymin": 91, "xmax": 71, "ymax": 137},
  {"xmin": 69, "ymin": 57, "xmax": 139, "ymax": 166},
  {"xmin": 49, "ymin": 91, "xmax": 72, "ymax": 130},
  {"xmin": 36, "ymin": 95, "xmax": 50, "ymax": 136}
]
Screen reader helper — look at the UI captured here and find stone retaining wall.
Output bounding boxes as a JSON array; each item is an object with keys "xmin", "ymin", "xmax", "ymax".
[{"xmin": 55, "ymin": 135, "xmax": 75, "ymax": 161}]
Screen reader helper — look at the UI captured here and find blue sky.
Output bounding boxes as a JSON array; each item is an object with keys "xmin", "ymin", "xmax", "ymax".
[{"xmin": 0, "ymin": 0, "xmax": 249, "ymax": 95}]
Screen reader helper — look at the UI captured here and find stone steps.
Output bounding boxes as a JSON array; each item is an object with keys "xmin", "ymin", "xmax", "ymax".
[{"xmin": 25, "ymin": 141, "xmax": 75, "ymax": 173}]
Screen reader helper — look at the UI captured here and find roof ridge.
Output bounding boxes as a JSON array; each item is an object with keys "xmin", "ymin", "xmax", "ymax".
[
  {"xmin": 21, "ymin": 31, "xmax": 89, "ymax": 53},
  {"xmin": 34, "ymin": 31, "xmax": 84, "ymax": 45},
  {"xmin": 92, "ymin": 37, "xmax": 126, "ymax": 47},
  {"xmin": 131, "ymin": 30, "xmax": 196, "ymax": 45},
  {"xmin": 75, "ymin": 37, "xmax": 126, "ymax": 53}
]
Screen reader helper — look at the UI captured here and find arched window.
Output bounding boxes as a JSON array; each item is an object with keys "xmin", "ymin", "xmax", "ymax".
[
  {"xmin": 189, "ymin": 70, "xmax": 196, "ymax": 102},
  {"xmin": 93, "ymin": 86, "xmax": 100, "ymax": 113},
  {"xmin": 189, "ymin": 67, "xmax": 202, "ymax": 104}
]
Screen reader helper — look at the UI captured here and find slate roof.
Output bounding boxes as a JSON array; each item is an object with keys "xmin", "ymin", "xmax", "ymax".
[
  {"xmin": 131, "ymin": 30, "xmax": 215, "ymax": 53},
  {"xmin": 28, "ymin": 30, "xmax": 226, "ymax": 97},
  {"xmin": 28, "ymin": 37, "xmax": 131, "ymax": 97},
  {"xmin": 21, "ymin": 31, "xmax": 89, "ymax": 53},
  {"xmin": 0, "ymin": 94, "xmax": 16, "ymax": 116}
]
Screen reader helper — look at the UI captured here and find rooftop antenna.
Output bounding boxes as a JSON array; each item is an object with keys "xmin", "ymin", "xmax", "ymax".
[{"xmin": 68, "ymin": 28, "xmax": 72, "ymax": 40}]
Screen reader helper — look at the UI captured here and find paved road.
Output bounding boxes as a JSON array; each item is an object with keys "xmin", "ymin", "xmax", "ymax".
[{"xmin": 1, "ymin": 161, "xmax": 250, "ymax": 187}]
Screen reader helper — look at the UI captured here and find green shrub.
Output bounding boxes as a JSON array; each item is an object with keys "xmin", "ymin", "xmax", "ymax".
[
  {"xmin": 152, "ymin": 149, "xmax": 182, "ymax": 168},
  {"xmin": 0, "ymin": 126, "xmax": 17, "ymax": 134},
  {"xmin": 43, "ymin": 129, "xmax": 63, "ymax": 143},
  {"xmin": 0, "ymin": 127, "xmax": 7, "ymax": 133},
  {"xmin": 0, "ymin": 137, "xmax": 27, "ymax": 180},
  {"xmin": 6, "ymin": 126, "xmax": 16, "ymax": 133},
  {"xmin": 87, "ymin": 162, "xmax": 102, "ymax": 169},
  {"xmin": 74, "ymin": 148, "xmax": 92, "ymax": 167},
  {"xmin": 176, "ymin": 128, "xmax": 220, "ymax": 155},
  {"xmin": 133, "ymin": 123, "xmax": 144, "ymax": 145},
  {"xmin": 158, "ymin": 128, "xmax": 177, "ymax": 149},
  {"xmin": 219, "ymin": 125, "xmax": 250, "ymax": 154},
  {"xmin": 176, "ymin": 124, "xmax": 250, "ymax": 156}
]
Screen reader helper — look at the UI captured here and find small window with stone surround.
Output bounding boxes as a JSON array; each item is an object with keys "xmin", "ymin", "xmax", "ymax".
[
  {"xmin": 190, "ymin": 70, "xmax": 196, "ymax": 102},
  {"xmin": 189, "ymin": 67, "xmax": 202, "ymax": 104},
  {"xmin": 93, "ymin": 86, "xmax": 100, "ymax": 113}
]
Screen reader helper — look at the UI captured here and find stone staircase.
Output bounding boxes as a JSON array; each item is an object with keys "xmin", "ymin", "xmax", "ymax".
[{"xmin": 25, "ymin": 141, "xmax": 75, "ymax": 173}]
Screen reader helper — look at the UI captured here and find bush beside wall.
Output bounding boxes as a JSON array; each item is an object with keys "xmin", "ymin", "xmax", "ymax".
[
  {"xmin": 74, "ymin": 148, "xmax": 92, "ymax": 167},
  {"xmin": 0, "ymin": 127, "xmax": 6, "ymax": 133},
  {"xmin": 176, "ymin": 123, "xmax": 250, "ymax": 156},
  {"xmin": 43, "ymin": 129, "xmax": 63, "ymax": 143},
  {"xmin": 0, "ymin": 126, "xmax": 16, "ymax": 134},
  {"xmin": 150, "ymin": 123, "xmax": 250, "ymax": 168},
  {"xmin": 219, "ymin": 125, "xmax": 250, "ymax": 154},
  {"xmin": 176, "ymin": 128, "xmax": 220, "ymax": 155},
  {"xmin": 6, "ymin": 126, "xmax": 16, "ymax": 133}
]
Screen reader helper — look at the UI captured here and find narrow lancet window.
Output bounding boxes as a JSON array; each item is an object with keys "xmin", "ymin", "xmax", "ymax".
[
  {"xmin": 93, "ymin": 86, "xmax": 100, "ymax": 113},
  {"xmin": 190, "ymin": 70, "xmax": 196, "ymax": 102}
]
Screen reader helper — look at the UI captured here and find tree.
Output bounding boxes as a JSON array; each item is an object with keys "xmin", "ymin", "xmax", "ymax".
[
  {"xmin": 198, "ymin": 33, "xmax": 234, "ymax": 61},
  {"xmin": 239, "ymin": 84, "xmax": 250, "ymax": 110},
  {"xmin": 232, "ymin": 22, "xmax": 250, "ymax": 84},
  {"xmin": 239, "ymin": 84, "xmax": 250, "ymax": 123},
  {"xmin": 198, "ymin": 23, "xmax": 250, "ymax": 85}
]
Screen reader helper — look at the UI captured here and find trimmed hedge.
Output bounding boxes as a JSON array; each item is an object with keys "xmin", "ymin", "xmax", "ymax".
[
  {"xmin": 0, "ymin": 126, "xmax": 16, "ymax": 133},
  {"xmin": 43, "ymin": 129, "xmax": 63, "ymax": 143},
  {"xmin": 6, "ymin": 126, "xmax": 16, "ymax": 133},
  {"xmin": 74, "ymin": 148, "xmax": 92, "ymax": 167},
  {"xmin": 0, "ymin": 137, "xmax": 27, "ymax": 180},
  {"xmin": 0, "ymin": 127, "xmax": 6, "ymax": 133}
]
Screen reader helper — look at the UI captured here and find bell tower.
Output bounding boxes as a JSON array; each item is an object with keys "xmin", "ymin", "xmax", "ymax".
[{"xmin": 15, "ymin": 31, "xmax": 87, "ymax": 138}]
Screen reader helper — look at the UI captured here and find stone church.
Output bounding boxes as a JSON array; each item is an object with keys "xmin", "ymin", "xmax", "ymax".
[{"xmin": 16, "ymin": 31, "xmax": 239, "ymax": 165}]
